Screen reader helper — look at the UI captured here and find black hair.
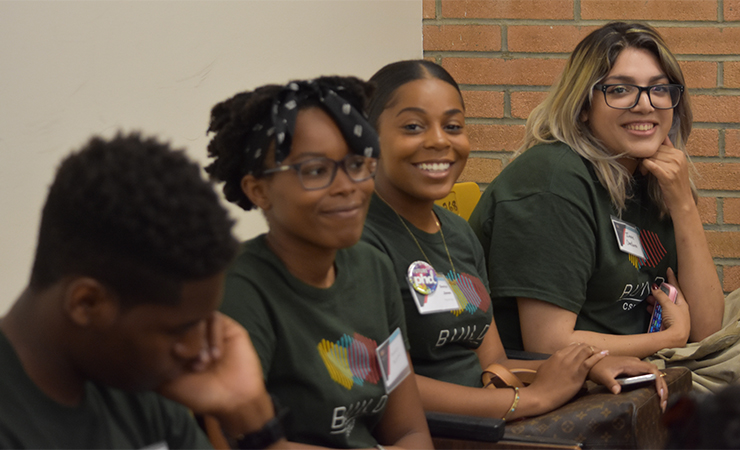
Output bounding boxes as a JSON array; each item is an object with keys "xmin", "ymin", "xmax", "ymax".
[
  {"xmin": 29, "ymin": 132, "xmax": 238, "ymax": 306},
  {"xmin": 663, "ymin": 384, "xmax": 740, "ymax": 449},
  {"xmin": 206, "ymin": 76, "xmax": 374, "ymax": 211},
  {"xmin": 366, "ymin": 59, "xmax": 464, "ymax": 128}
]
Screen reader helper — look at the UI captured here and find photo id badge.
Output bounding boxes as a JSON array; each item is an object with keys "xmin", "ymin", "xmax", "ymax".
[
  {"xmin": 610, "ymin": 216, "xmax": 646, "ymax": 259},
  {"xmin": 406, "ymin": 263, "xmax": 460, "ymax": 315},
  {"xmin": 375, "ymin": 327, "xmax": 411, "ymax": 394}
]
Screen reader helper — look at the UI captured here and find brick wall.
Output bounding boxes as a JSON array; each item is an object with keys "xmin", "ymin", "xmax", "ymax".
[{"xmin": 423, "ymin": 0, "xmax": 740, "ymax": 293}]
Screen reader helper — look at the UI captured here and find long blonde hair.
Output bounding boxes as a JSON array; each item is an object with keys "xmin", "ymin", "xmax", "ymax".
[{"xmin": 520, "ymin": 22, "xmax": 695, "ymax": 215}]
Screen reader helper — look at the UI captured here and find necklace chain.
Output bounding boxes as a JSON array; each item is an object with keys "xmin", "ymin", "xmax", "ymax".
[
  {"xmin": 434, "ymin": 212, "xmax": 457, "ymax": 276},
  {"xmin": 375, "ymin": 191, "xmax": 456, "ymax": 276}
]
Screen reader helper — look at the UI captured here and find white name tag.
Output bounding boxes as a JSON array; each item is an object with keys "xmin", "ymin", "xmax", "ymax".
[
  {"xmin": 376, "ymin": 327, "xmax": 411, "ymax": 394},
  {"xmin": 407, "ymin": 274, "xmax": 460, "ymax": 315},
  {"xmin": 611, "ymin": 216, "xmax": 646, "ymax": 259}
]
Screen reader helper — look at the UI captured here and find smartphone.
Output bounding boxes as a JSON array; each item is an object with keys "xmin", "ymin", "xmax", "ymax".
[
  {"xmin": 647, "ymin": 282, "xmax": 678, "ymax": 333},
  {"xmin": 616, "ymin": 373, "xmax": 657, "ymax": 386}
]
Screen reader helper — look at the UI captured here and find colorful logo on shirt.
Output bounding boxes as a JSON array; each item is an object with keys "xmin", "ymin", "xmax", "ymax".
[
  {"xmin": 628, "ymin": 229, "xmax": 667, "ymax": 270},
  {"xmin": 318, "ymin": 333, "xmax": 381, "ymax": 390},
  {"xmin": 444, "ymin": 270, "xmax": 491, "ymax": 317}
]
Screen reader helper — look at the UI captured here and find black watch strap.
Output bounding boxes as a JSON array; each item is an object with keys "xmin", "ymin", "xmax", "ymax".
[{"xmin": 233, "ymin": 395, "xmax": 288, "ymax": 449}]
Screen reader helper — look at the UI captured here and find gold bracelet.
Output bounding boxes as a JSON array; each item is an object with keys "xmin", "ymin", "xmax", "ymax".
[{"xmin": 503, "ymin": 386, "xmax": 520, "ymax": 421}]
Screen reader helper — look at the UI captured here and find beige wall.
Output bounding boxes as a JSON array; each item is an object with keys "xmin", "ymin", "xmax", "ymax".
[{"xmin": 0, "ymin": 0, "xmax": 421, "ymax": 313}]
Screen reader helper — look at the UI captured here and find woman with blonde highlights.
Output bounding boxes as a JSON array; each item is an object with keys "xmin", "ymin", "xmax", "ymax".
[{"xmin": 469, "ymin": 22, "xmax": 725, "ymax": 361}]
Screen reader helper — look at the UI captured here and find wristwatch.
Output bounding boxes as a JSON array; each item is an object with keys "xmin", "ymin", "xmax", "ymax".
[{"xmin": 232, "ymin": 395, "xmax": 289, "ymax": 449}]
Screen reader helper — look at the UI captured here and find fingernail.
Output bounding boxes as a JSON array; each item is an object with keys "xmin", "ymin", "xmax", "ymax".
[
  {"xmin": 612, "ymin": 386, "xmax": 619, "ymax": 394},
  {"xmin": 211, "ymin": 346, "xmax": 221, "ymax": 359},
  {"xmin": 652, "ymin": 283, "xmax": 659, "ymax": 290},
  {"xmin": 600, "ymin": 350, "xmax": 609, "ymax": 355}
]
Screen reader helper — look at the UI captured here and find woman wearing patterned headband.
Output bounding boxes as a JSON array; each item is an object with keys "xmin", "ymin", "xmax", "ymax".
[
  {"xmin": 206, "ymin": 76, "xmax": 432, "ymax": 448},
  {"xmin": 361, "ymin": 60, "xmax": 666, "ymax": 421},
  {"xmin": 468, "ymin": 23, "xmax": 725, "ymax": 362}
]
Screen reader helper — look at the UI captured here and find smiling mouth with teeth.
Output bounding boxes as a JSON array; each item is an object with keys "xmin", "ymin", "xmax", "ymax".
[
  {"xmin": 624, "ymin": 123, "xmax": 656, "ymax": 131},
  {"xmin": 416, "ymin": 162, "xmax": 451, "ymax": 172}
]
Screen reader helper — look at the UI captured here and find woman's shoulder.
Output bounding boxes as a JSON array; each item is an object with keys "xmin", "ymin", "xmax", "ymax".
[
  {"xmin": 511, "ymin": 142, "xmax": 587, "ymax": 174},
  {"xmin": 340, "ymin": 240, "xmax": 395, "ymax": 268},
  {"xmin": 492, "ymin": 142, "xmax": 595, "ymax": 195},
  {"xmin": 434, "ymin": 204, "xmax": 475, "ymax": 233},
  {"xmin": 337, "ymin": 242, "xmax": 399, "ymax": 293},
  {"xmin": 362, "ymin": 195, "xmax": 403, "ymax": 246},
  {"xmin": 228, "ymin": 234, "xmax": 279, "ymax": 278}
]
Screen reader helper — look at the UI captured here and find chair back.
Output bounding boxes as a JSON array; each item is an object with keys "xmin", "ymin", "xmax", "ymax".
[{"xmin": 434, "ymin": 182, "xmax": 481, "ymax": 220}]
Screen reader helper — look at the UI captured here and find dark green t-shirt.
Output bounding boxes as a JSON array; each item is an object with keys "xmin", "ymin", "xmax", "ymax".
[
  {"xmin": 362, "ymin": 194, "xmax": 493, "ymax": 388},
  {"xmin": 220, "ymin": 235, "xmax": 408, "ymax": 448},
  {"xmin": 468, "ymin": 142, "xmax": 677, "ymax": 350},
  {"xmin": 0, "ymin": 331, "xmax": 210, "ymax": 449}
]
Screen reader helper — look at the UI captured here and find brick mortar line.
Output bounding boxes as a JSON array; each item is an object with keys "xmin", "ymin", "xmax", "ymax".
[
  {"xmin": 693, "ymin": 123, "xmax": 740, "ymax": 129},
  {"xmin": 699, "ymin": 190, "xmax": 740, "ymax": 198},
  {"xmin": 705, "ymin": 224, "xmax": 740, "ymax": 231},
  {"xmin": 462, "ymin": 119, "xmax": 740, "ymax": 130},
  {"xmin": 691, "ymin": 156, "xmax": 740, "ymax": 162},
  {"xmin": 715, "ymin": 258, "xmax": 740, "ymax": 264},
  {"xmin": 467, "ymin": 118, "xmax": 527, "ymax": 125},
  {"xmin": 459, "ymin": 85, "xmax": 552, "ymax": 92},
  {"xmin": 423, "ymin": 51, "xmax": 572, "ymax": 59},
  {"xmin": 424, "ymin": 51, "xmax": 740, "ymax": 61},
  {"xmin": 679, "ymin": 55, "xmax": 740, "ymax": 61},
  {"xmin": 458, "ymin": 123, "xmax": 740, "ymax": 135},
  {"xmin": 688, "ymin": 89, "xmax": 740, "ymax": 94},
  {"xmin": 422, "ymin": 19, "xmax": 740, "ymax": 27},
  {"xmin": 501, "ymin": 23, "xmax": 508, "ymax": 53}
]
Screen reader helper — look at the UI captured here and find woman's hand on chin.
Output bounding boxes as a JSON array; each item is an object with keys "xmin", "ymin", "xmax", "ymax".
[{"xmin": 639, "ymin": 136, "xmax": 695, "ymax": 216}]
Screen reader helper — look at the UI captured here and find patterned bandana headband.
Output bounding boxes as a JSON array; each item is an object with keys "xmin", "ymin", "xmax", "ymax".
[{"xmin": 244, "ymin": 79, "xmax": 380, "ymax": 175}]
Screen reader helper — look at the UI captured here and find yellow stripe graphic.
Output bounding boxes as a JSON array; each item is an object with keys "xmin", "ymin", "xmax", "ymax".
[
  {"xmin": 317, "ymin": 339, "xmax": 354, "ymax": 389},
  {"xmin": 448, "ymin": 278, "xmax": 465, "ymax": 317}
]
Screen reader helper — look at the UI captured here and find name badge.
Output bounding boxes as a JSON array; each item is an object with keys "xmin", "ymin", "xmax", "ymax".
[
  {"xmin": 406, "ymin": 262, "xmax": 460, "ymax": 315},
  {"xmin": 610, "ymin": 216, "xmax": 646, "ymax": 259},
  {"xmin": 375, "ymin": 327, "xmax": 411, "ymax": 394}
]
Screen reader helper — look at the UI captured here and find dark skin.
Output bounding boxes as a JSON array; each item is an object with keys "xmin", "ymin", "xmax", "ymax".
[
  {"xmin": 1, "ymin": 274, "xmax": 280, "ymax": 444},
  {"xmin": 372, "ymin": 76, "xmax": 668, "ymax": 418},
  {"xmin": 240, "ymin": 107, "xmax": 433, "ymax": 449}
]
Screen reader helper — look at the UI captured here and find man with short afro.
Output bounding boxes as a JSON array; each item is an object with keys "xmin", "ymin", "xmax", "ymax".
[{"xmin": 0, "ymin": 132, "xmax": 281, "ymax": 448}]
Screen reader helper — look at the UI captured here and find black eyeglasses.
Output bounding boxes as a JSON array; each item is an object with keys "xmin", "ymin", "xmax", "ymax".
[
  {"xmin": 261, "ymin": 154, "xmax": 377, "ymax": 190},
  {"xmin": 594, "ymin": 84, "xmax": 683, "ymax": 110}
]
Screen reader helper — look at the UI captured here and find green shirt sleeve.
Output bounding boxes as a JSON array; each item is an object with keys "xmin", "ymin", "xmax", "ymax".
[
  {"xmin": 489, "ymin": 191, "xmax": 596, "ymax": 314},
  {"xmin": 220, "ymin": 270, "xmax": 276, "ymax": 378}
]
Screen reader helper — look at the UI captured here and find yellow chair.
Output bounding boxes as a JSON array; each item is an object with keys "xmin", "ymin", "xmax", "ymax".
[{"xmin": 434, "ymin": 182, "xmax": 482, "ymax": 220}]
